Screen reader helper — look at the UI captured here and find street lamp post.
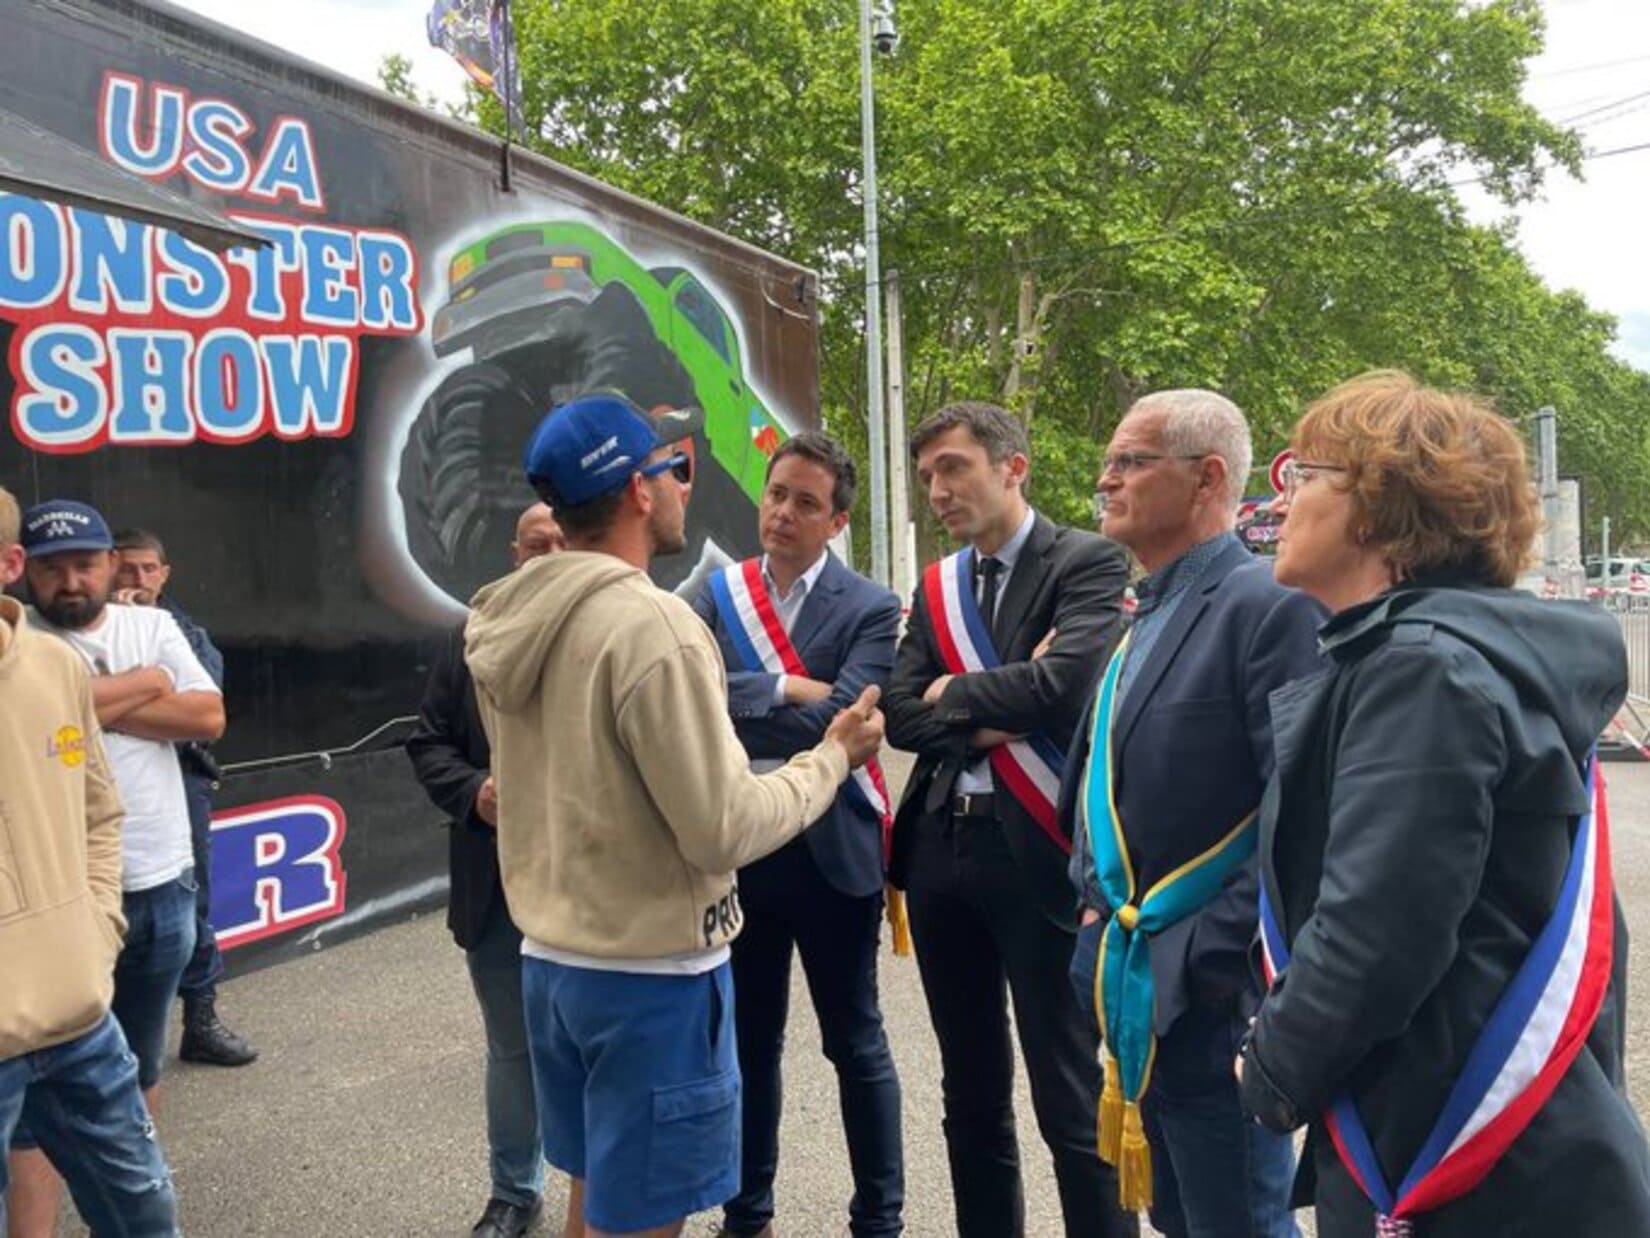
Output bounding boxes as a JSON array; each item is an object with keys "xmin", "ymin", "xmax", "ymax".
[{"xmin": 859, "ymin": 0, "xmax": 893, "ymax": 585}]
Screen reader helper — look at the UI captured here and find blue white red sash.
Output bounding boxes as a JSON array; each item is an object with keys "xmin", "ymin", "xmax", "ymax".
[
  {"xmin": 707, "ymin": 559, "xmax": 892, "ymax": 833},
  {"xmin": 1258, "ymin": 758, "xmax": 1614, "ymax": 1232},
  {"xmin": 921, "ymin": 548, "xmax": 1068, "ymax": 854}
]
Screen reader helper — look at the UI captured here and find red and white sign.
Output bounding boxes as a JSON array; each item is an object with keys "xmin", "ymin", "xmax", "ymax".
[{"xmin": 1269, "ymin": 449, "xmax": 1294, "ymax": 495}]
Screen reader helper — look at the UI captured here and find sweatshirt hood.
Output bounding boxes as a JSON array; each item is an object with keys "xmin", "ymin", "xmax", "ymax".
[
  {"xmin": 1322, "ymin": 583, "xmax": 1626, "ymax": 759},
  {"xmin": 465, "ymin": 551, "xmax": 644, "ymax": 711}
]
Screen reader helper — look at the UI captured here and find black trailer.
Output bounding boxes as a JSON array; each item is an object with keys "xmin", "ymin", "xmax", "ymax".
[{"xmin": 0, "ymin": 0, "xmax": 820, "ymax": 971}]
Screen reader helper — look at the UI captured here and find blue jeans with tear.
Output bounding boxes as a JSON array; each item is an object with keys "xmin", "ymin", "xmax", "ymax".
[{"xmin": 0, "ymin": 1012, "xmax": 180, "ymax": 1236}]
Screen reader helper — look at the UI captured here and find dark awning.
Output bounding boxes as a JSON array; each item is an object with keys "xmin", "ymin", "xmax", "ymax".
[{"xmin": 0, "ymin": 106, "xmax": 268, "ymax": 253}]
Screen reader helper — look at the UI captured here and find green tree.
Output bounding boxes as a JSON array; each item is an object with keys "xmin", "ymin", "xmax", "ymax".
[
  {"xmin": 377, "ymin": 53, "xmax": 474, "ymax": 121},
  {"xmin": 466, "ymin": 0, "xmax": 1650, "ymax": 551}
]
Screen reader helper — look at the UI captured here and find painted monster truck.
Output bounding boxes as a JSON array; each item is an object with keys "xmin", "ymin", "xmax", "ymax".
[{"xmin": 398, "ymin": 220, "xmax": 791, "ymax": 600}]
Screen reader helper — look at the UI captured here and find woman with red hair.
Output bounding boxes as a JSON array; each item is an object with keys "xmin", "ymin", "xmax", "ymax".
[{"xmin": 1237, "ymin": 371, "xmax": 1650, "ymax": 1236}]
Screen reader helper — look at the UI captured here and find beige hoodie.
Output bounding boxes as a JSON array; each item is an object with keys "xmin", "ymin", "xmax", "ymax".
[
  {"xmin": 465, "ymin": 551, "xmax": 850, "ymax": 960},
  {"xmin": 0, "ymin": 595, "xmax": 126, "ymax": 1060}
]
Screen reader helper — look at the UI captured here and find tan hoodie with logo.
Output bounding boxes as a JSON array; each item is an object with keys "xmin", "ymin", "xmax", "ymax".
[
  {"xmin": 465, "ymin": 551, "xmax": 850, "ymax": 960},
  {"xmin": 0, "ymin": 595, "xmax": 126, "ymax": 1060}
]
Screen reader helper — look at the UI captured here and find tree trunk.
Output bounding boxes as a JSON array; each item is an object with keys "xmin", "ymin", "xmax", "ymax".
[{"xmin": 1003, "ymin": 269, "xmax": 1037, "ymax": 405}]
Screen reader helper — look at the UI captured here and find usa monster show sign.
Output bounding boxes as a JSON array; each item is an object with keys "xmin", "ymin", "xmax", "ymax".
[{"xmin": 0, "ymin": 0, "xmax": 819, "ymax": 970}]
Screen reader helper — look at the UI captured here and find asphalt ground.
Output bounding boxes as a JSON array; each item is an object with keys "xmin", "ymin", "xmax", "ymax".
[{"xmin": 46, "ymin": 754, "xmax": 1650, "ymax": 1236}]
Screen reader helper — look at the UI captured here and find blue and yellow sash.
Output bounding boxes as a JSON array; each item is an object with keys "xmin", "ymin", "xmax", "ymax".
[{"xmin": 1081, "ymin": 633, "xmax": 1258, "ymax": 1211}]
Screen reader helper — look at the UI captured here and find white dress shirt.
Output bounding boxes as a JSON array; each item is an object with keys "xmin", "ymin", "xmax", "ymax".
[{"xmin": 955, "ymin": 506, "xmax": 1038, "ymax": 795}]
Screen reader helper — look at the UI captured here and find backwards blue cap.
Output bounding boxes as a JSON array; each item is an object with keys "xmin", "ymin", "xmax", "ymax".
[{"xmin": 523, "ymin": 391, "xmax": 701, "ymax": 507}]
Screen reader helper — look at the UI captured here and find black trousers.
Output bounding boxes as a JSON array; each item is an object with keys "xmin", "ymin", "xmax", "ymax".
[
  {"xmin": 906, "ymin": 807, "xmax": 1136, "ymax": 1238},
  {"xmin": 724, "ymin": 837, "xmax": 904, "ymax": 1237}
]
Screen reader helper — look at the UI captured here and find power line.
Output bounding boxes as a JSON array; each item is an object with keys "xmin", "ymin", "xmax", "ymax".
[
  {"xmin": 1530, "ymin": 52, "xmax": 1650, "ymax": 81},
  {"xmin": 1448, "ymin": 138, "xmax": 1650, "ymax": 187},
  {"xmin": 1551, "ymin": 89, "xmax": 1650, "ymax": 126},
  {"xmin": 1574, "ymin": 100, "xmax": 1650, "ymax": 133},
  {"xmin": 1586, "ymin": 139, "xmax": 1650, "ymax": 164}
]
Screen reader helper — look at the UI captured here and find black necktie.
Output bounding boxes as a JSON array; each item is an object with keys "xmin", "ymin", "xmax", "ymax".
[{"xmin": 976, "ymin": 555, "xmax": 1002, "ymax": 638}]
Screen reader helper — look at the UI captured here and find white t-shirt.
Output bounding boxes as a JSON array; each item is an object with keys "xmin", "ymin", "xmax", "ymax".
[
  {"xmin": 521, "ymin": 938, "xmax": 730, "ymax": 976},
  {"xmin": 29, "ymin": 604, "xmax": 221, "ymax": 891}
]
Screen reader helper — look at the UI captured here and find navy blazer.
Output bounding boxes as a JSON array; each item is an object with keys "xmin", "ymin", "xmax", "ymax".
[
  {"xmin": 692, "ymin": 552, "xmax": 902, "ymax": 898},
  {"xmin": 1059, "ymin": 536, "xmax": 1324, "ymax": 1034}
]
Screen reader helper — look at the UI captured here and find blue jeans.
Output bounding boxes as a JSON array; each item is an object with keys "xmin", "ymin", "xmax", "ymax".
[
  {"xmin": 11, "ymin": 874, "xmax": 197, "ymax": 1154},
  {"xmin": 177, "ymin": 772, "xmax": 225, "ymax": 1001},
  {"xmin": 464, "ymin": 904, "xmax": 543, "ymax": 1208},
  {"xmin": 1071, "ymin": 920, "xmax": 1296, "ymax": 1238},
  {"xmin": 1144, "ymin": 1006, "xmax": 1298, "ymax": 1238},
  {"xmin": 113, "ymin": 872, "xmax": 198, "ymax": 1089},
  {"xmin": 0, "ymin": 1013, "xmax": 179, "ymax": 1236}
]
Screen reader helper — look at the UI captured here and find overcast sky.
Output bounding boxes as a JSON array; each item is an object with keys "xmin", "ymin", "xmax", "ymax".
[{"xmin": 170, "ymin": 0, "xmax": 1650, "ymax": 370}]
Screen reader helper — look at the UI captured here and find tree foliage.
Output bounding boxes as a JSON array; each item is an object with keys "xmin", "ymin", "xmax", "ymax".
[{"xmin": 405, "ymin": 0, "xmax": 1650, "ymax": 552}]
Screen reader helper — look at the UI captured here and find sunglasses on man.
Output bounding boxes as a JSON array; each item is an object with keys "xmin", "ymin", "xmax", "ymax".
[{"xmin": 639, "ymin": 452, "xmax": 693, "ymax": 485}]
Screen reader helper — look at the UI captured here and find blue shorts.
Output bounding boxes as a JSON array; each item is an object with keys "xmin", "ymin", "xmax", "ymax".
[{"xmin": 523, "ymin": 957, "xmax": 739, "ymax": 1233}]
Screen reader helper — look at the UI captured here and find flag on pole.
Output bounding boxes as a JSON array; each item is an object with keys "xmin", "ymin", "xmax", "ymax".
[{"xmin": 427, "ymin": 0, "xmax": 525, "ymax": 135}]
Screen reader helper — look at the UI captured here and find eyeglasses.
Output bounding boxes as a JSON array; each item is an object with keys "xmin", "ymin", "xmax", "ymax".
[
  {"xmin": 1099, "ymin": 451, "xmax": 1209, "ymax": 477},
  {"xmin": 639, "ymin": 451, "xmax": 693, "ymax": 485},
  {"xmin": 1277, "ymin": 459, "xmax": 1347, "ymax": 501}
]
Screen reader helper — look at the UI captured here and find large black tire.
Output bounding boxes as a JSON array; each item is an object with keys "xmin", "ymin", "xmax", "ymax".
[
  {"xmin": 399, "ymin": 281, "xmax": 765, "ymax": 601},
  {"xmin": 397, "ymin": 361, "xmax": 542, "ymax": 605}
]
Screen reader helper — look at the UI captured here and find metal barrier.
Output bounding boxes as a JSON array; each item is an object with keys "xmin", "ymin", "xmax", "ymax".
[{"xmin": 1597, "ymin": 592, "xmax": 1650, "ymax": 756}]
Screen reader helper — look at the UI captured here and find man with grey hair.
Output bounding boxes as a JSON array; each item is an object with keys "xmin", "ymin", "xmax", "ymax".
[{"xmin": 1058, "ymin": 391, "xmax": 1324, "ymax": 1236}]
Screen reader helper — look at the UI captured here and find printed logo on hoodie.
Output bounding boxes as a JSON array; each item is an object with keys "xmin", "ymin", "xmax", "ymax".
[{"xmin": 46, "ymin": 725, "xmax": 85, "ymax": 768}]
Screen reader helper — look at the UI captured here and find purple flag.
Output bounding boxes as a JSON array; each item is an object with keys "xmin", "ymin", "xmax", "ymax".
[{"xmin": 427, "ymin": 0, "xmax": 525, "ymax": 133}]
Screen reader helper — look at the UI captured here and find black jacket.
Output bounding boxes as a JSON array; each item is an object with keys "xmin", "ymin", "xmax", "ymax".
[
  {"xmin": 1240, "ymin": 584, "xmax": 1650, "ymax": 1237},
  {"xmin": 405, "ymin": 623, "xmax": 506, "ymax": 950},
  {"xmin": 886, "ymin": 514, "xmax": 1129, "ymax": 928}
]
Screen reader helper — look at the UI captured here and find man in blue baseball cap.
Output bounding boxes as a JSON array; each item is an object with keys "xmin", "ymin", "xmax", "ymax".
[
  {"xmin": 9, "ymin": 498, "xmax": 223, "ymax": 1237},
  {"xmin": 521, "ymin": 390, "xmax": 702, "ymax": 515},
  {"xmin": 467, "ymin": 390, "xmax": 887, "ymax": 1238}
]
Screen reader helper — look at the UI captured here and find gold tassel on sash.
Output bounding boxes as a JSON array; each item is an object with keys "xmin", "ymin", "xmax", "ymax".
[
  {"xmin": 1098, "ymin": 1052, "xmax": 1125, "ymax": 1163},
  {"xmin": 885, "ymin": 884, "xmax": 912, "ymax": 957},
  {"xmin": 1094, "ymin": 939, "xmax": 1156, "ymax": 1212},
  {"xmin": 1118, "ymin": 1099, "xmax": 1153, "ymax": 1212},
  {"xmin": 1097, "ymin": 1054, "xmax": 1153, "ymax": 1211}
]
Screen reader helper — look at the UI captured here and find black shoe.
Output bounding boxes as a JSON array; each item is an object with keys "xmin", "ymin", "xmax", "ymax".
[
  {"xmin": 471, "ymin": 1196, "xmax": 542, "ymax": 1238},
  {"xmin": 179, "ymin": 995, "xmax": 259, "ymax": 1066}
]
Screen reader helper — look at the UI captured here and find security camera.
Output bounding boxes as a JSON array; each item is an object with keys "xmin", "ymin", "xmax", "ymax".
[{"xmin": 872, "ymin": 11, "xmax": 898, "ymax": 54}]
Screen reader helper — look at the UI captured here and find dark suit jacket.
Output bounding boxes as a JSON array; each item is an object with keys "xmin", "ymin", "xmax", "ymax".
[
  {"xmin": 1058, "ymin": 536, "xmax": 1324, "ymax": 1034},
  {"xmin": 405, "ymin": 623, "xmax": 506, "ymax": 950},
  {"xmin": 692, "ymin": 552, "xmax": 902, "ymax": 898},
  {"xmin": 886, "ymin": 513, "xmax": 1129, "ymax": 929}
]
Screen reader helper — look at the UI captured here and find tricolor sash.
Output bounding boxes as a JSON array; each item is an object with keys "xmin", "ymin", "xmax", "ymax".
[
  {"xmin": 1081, "ymin": 632, "xmax": 1259, "ymax": 1211},
  {"xmin": 922, "ymin": 549, "xmax": 1068, "ymax": 853},
  {"xmin": 708, "ymin": 559, "xmax": 893, "ymax": 825},
  {"xmin": 707, "ymin": 559, "xmax": 912, "ymax": 955},
  {"xmin": 1258, "ymin": 758, "xmax": 1614, "ymax": 1235}
]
